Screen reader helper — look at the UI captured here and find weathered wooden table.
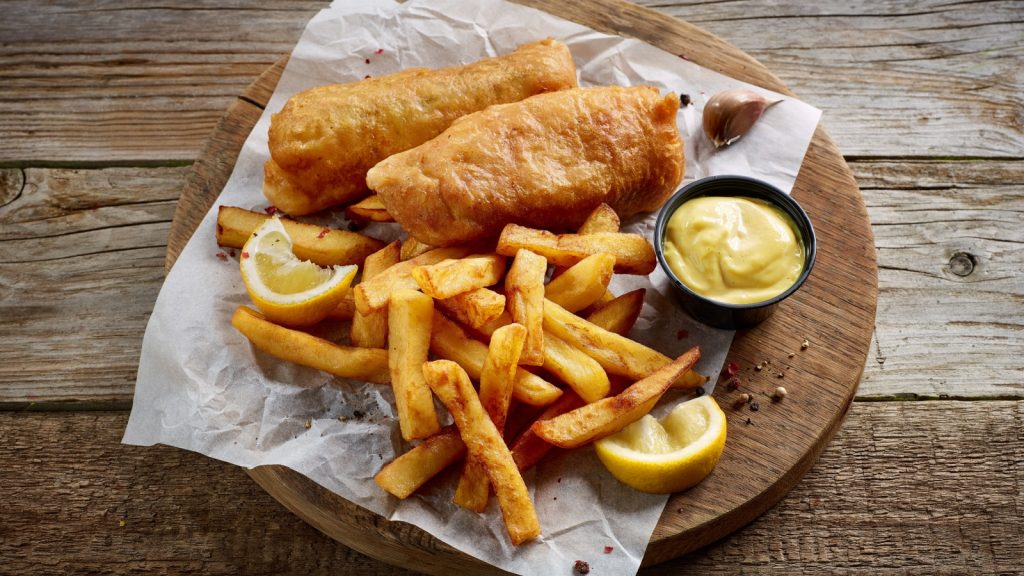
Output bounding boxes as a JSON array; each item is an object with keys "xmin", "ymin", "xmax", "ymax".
[{"xmin": 1, "ymin": 1, "xmax": 1021, "ymax": 574}]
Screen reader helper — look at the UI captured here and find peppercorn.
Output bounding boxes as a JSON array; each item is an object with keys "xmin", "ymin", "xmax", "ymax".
[{"xmin": 773, "ymin": 386, "xmax": 788, "ymax": 401}]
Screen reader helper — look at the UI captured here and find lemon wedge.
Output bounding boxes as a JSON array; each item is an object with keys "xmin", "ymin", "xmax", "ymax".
[
  {"xmin": 594, "ymin": 395, "xmax": 727, "ymax": 494},
  {"xmin": 240, "ymin": 216, "xmax": 357, "ymax": 327}
]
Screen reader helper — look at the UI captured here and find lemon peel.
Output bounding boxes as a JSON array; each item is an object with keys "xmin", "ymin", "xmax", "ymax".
[
  {"xmin": 594, "ymin": 395, "xmax": 726, "ymax": 494},
  {"xmin": 240, "ymin": 216, "xmax": 356, "ymax": 326}
]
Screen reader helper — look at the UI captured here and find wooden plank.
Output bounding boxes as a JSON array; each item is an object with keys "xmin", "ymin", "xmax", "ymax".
[
  {"xmin": 1, "ymin": 402, "xmax": 1019, "ymax": 574},
  {"xmin": 0, "ymin": 167, "xmax": 186, "ymax": 405},
  {"xmin": 638, "ymin": 0, "xmax": 1024, "ymax": 158},
  {"xmin": 1, "ymin": 1, "xmax": 1020, "ymax": 161},
  {"xmin": 851, "ymin": 159, "xmax": 1024, "ymax": 399}
]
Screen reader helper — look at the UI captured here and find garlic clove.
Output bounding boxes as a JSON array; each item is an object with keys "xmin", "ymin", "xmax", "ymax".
[{"xmin": 703, "ymin": 88, "xmax": 782, "ymax": 148}]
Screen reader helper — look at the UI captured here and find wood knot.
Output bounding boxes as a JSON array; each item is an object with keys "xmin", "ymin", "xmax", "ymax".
[{"xmin": 948, "ymin": 252, "xmax": 975, "ymax": 277}]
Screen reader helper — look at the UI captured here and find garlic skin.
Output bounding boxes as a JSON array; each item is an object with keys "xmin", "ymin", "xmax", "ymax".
[{"xmin": 703, "ymin": 88, "xmax": 782, "ymax": 148}]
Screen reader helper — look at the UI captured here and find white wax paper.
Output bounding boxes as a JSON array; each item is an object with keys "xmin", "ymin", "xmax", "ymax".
[{"xmin": 124, "ymin": 1, "xmax": 821, "ymax": 574}]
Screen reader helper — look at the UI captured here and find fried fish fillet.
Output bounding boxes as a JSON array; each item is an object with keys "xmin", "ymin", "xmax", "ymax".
[
  {"xmin": 264, "ymin": 39, "xmax": 577, "ymax": 215},
  {"xmin": 366, "ymin": 86, "xmax": 684, "ymax": 246}
]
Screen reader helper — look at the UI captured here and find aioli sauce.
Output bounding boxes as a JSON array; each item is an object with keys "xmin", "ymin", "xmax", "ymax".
[{"xmin": 663, "ymin": 196, "xmax": 804, "ymax": 305}]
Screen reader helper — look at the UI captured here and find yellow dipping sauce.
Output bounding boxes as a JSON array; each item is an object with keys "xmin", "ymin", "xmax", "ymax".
[{"xmin": 663, "ymin": 196, "xmax": 804, "ymax": 305}]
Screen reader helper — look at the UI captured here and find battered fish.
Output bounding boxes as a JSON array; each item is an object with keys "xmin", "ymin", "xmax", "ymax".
[
  {"xmin": 366, "ymin": 86, "xmax": 684, "ymax": 246},
  {"xmin": 264, "ymin": 39, "xmax": 577, "ymax": 215}
]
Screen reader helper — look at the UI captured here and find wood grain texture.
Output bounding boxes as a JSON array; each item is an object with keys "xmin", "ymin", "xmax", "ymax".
[
  {"xmin": 164, "ymin": 0, "xmax": 876, "ymax": 570},
  {"xmin": 856, "ymin": 159, "xmax": 1024, "ymax": 399},
  {"xmin": 1, "ymin": 403, "xmax": 1020, "ymax": 575},
  {"xmin": 0, "ymin": 167, "xmax": 185, "ymax": 406},
  {"xmin": 1, "ymin": 1, "xmax": 1021, "ymax": 161}
]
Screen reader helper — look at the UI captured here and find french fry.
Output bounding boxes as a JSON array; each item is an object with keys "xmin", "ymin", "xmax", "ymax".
[
  {"xmin": 585, "ymin": 288, "xmax": 646, "ymax": 336},
  {"xmin": 505, "ymin": 249, "xmax": 547, "ymax": 366},
  {"xmin": 577, "ymin": 203, "xmax": 620, "ymax": 234},
  {"xmin": 574, "ymin": 204, "xmax": 618, "ymax": 303},
  {"xmin": 326, "ymin": 291, "xmax": 356, "ymax": 320},
  {"xmin": 351, "ymin": 241, "xmax": 400, "ymax": 348},
  {"xmin": 400, "ymin": 237, "xmax": 435, "ymax": 261},
  {"xmin": 345, "ymin": 194, "xmax": 394, "ymax": 222},
  {"xmin": 455, "ymin": 323, "xmax": 527, "ymax": 512},
  {"xmin": 545, "ymin": 252, "xmax": 615, "ymax": 312},
  {"xmin": 216, "ymin": 206, "xmax": 384, "ymax": 266},
  {"xmin": 430, "ymin": 312, "xmax": 562, "ymax": 406},
  {"xmin": 423, "ymin": 360, "xmax": 540, "ymax": 545},
  {"xmin": 471, "ymin": 310, "xmax": 609, "ymax": 403},
  {"xmin": 584, "ymin": 291, "xmax": 707, "ymax": 390},
  {"xmin": 355, "ymin": 246, "xmax": 472, "ymax": 314},
  {"xmin": 388, "ymin": 289, "xmax": 441, "ymax": 441},
  {"xmin": 436, "ymin": 288, "xmax": 506, "ymax": 331},
  {"xmin": 543, "ymin": 298, "xmax": 668, "ymax": 380},
  {"xmin": 510, "ymin": 392, "xmax": 585, "ymax": 471},
  {"xmin": 231, "ymin": 306, "xmax": 389, "ymax": 384},
  {"xmin": 542, "ymin": 334, "xmax": 610, "ymax": 403},
  {"xmin": 479, "ymin": 323, "xmax": 528, "ymax": 433},
  {"xmin": 532, "ymin": 347, "xmax": 701, "ymax": 449},
  {"xmin": 412, "ymin": 254, "xmax": 506, "ymax": 300},
  {"xmin": 374, "ymin": 426, "xmax": 465, "ymax": 499},
  {"xmin": 497, "ymin": 223, "xmax": 656, "ymax": 275}
]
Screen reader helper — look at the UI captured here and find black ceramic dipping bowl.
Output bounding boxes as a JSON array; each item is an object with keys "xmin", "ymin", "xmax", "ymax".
[{"xmin": 654, "ymin": 175, "xmax": 816, "ymax": 329}]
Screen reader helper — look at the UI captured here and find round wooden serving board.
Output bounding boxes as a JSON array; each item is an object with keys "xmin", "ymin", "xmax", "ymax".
[{"xmin": 166, "ymin": 0, "xmax": 877, "ymax": 572}]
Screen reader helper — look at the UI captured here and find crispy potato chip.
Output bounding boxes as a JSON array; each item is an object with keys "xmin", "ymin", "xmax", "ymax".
[
  {"xmin": 388, "ymin": 289, "xmax": 441, "ymax": 441},
  {"xmin": 231, "ymin": 306, "xmax": 389, "ymax": 384},
  {"xmin": 545, "ymin": 252, "xmax": 615, "ymax": 312},
  {"xmin": 429, "ymin": 312, "xmax": 561, "ymax": 406},
  {"xmin": 216, "ymin": 206, "xmax": 383, "ymax": 266},
  {"xmin": 455, "ymin": 322, "xmax": 527, "ymax": 512},
  {"xmin": 532, "ymin": 347, "xmax": 701, "ymax": 449},
  {"xmin": 585, "ymin": 288, "xmax": 646, "ymax": 336},
  {"xmin": 497, "ymin": 223, "xmax": 656, "ymax": 274},
  {"xmin": 577, "ymin": 203, "xmax": 620, "ymax": 234},
  {"xmin": 354, "ymin": 246, "xmax": 472, "ymax": 314},
  {"xmin": 345, "ymin": 194, "xmax": 394, "ymax": 222},
  {"xmin": 506, "ymin": 249, "xmax": 547, "ymax": 366},
  {"xmin": 351, "ymin": 241, "xmax": 400, "ymax": 348},
  {"xmin": 423, "ymin": 360, "xmax": 540, "ymax": 545},
  {"xmin": 436, "ymin": 287, "xmax": 506, "ymax": 331},
  {"xmin": 413, "ymin": 254, "xmax": 506, "ymax": 300},
  {"xmin": 400, "ymin": 237, "xmax": 435, "ymax": 261},
  {"xmin": 509, "ymin": 391, "xmax": 585, "ymax": 471},
  {"xmin": 374, "ymin": 426, "xmax": 465, "ymax": 499}
]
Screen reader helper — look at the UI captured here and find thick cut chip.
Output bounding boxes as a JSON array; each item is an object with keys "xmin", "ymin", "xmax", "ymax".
[
  {"xmin": 351, "ymin": 241, "xmax": 400, "ymax": 348},
  {"xmin": 542, "ymin": 334, "xmax": 610, "ymax": 403},
  {"xmin": 423, "ymin": 360, "xmax": 540, "ymax": 545},
  {"xmin": 510, "ymin": 392, "xmax": 585, "ymax": 471},
  {"xmin": 474, "ymin": 311, "xmax": 609, "ymax": 402},
  {"xmin": 217, "ymin": 206, "xmax": 384, "ymax": 266},
  {"xmin": 400, "ymin": 237, "xmax": 435, "ymax": 261},
  {"xmin": 412, "ymin": 254, "xmax": 506, "ymax": 300},
  {"xmin": 532, "ymin": 347, "xmax": 701, "ymax": 449},
  {"xmin": 455, "ymin": 323, "xmax": 527, "ymax": 512},
  {"xmin": 374, "ymin": 426, "xmax": 465, "ymax": 499},
  {"xmin": 505, "ymin": 249, "xmax": 547, "ymax": 366},
  {"xmin": 388, "ymin": 289, "xmax": 441, "ymax": 441},
  {"xmin": 429, "ymin": 312, "xmax": 561, "ymax": 406},
  {"xmin": 545, "ymin": 252, "xmax": 615, "ymax": 312},
  {"xmin": 345, "ymin": 195, "xmax": 394, "ymax": 222},
  {"xmin": 355, "ymin": 246, "xmax": 472, "ymax": 314},
  {"xmin": 498, "ymin": 224, "xmax": 656, "ymax": 275},
  {"xmin": 578, "ymin": 203, "xmax": 621, "ymax": 234},
  {"xmin": 585, "ymin": 288, "xmax": 646, "ymax": 336},
  {"xmin": 231, "ymin": 306, "xmax": 389, "ymax": 384},
  {"xmin": 436, "ymin": 288, "xmax": 506, "ymax": 331}
]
